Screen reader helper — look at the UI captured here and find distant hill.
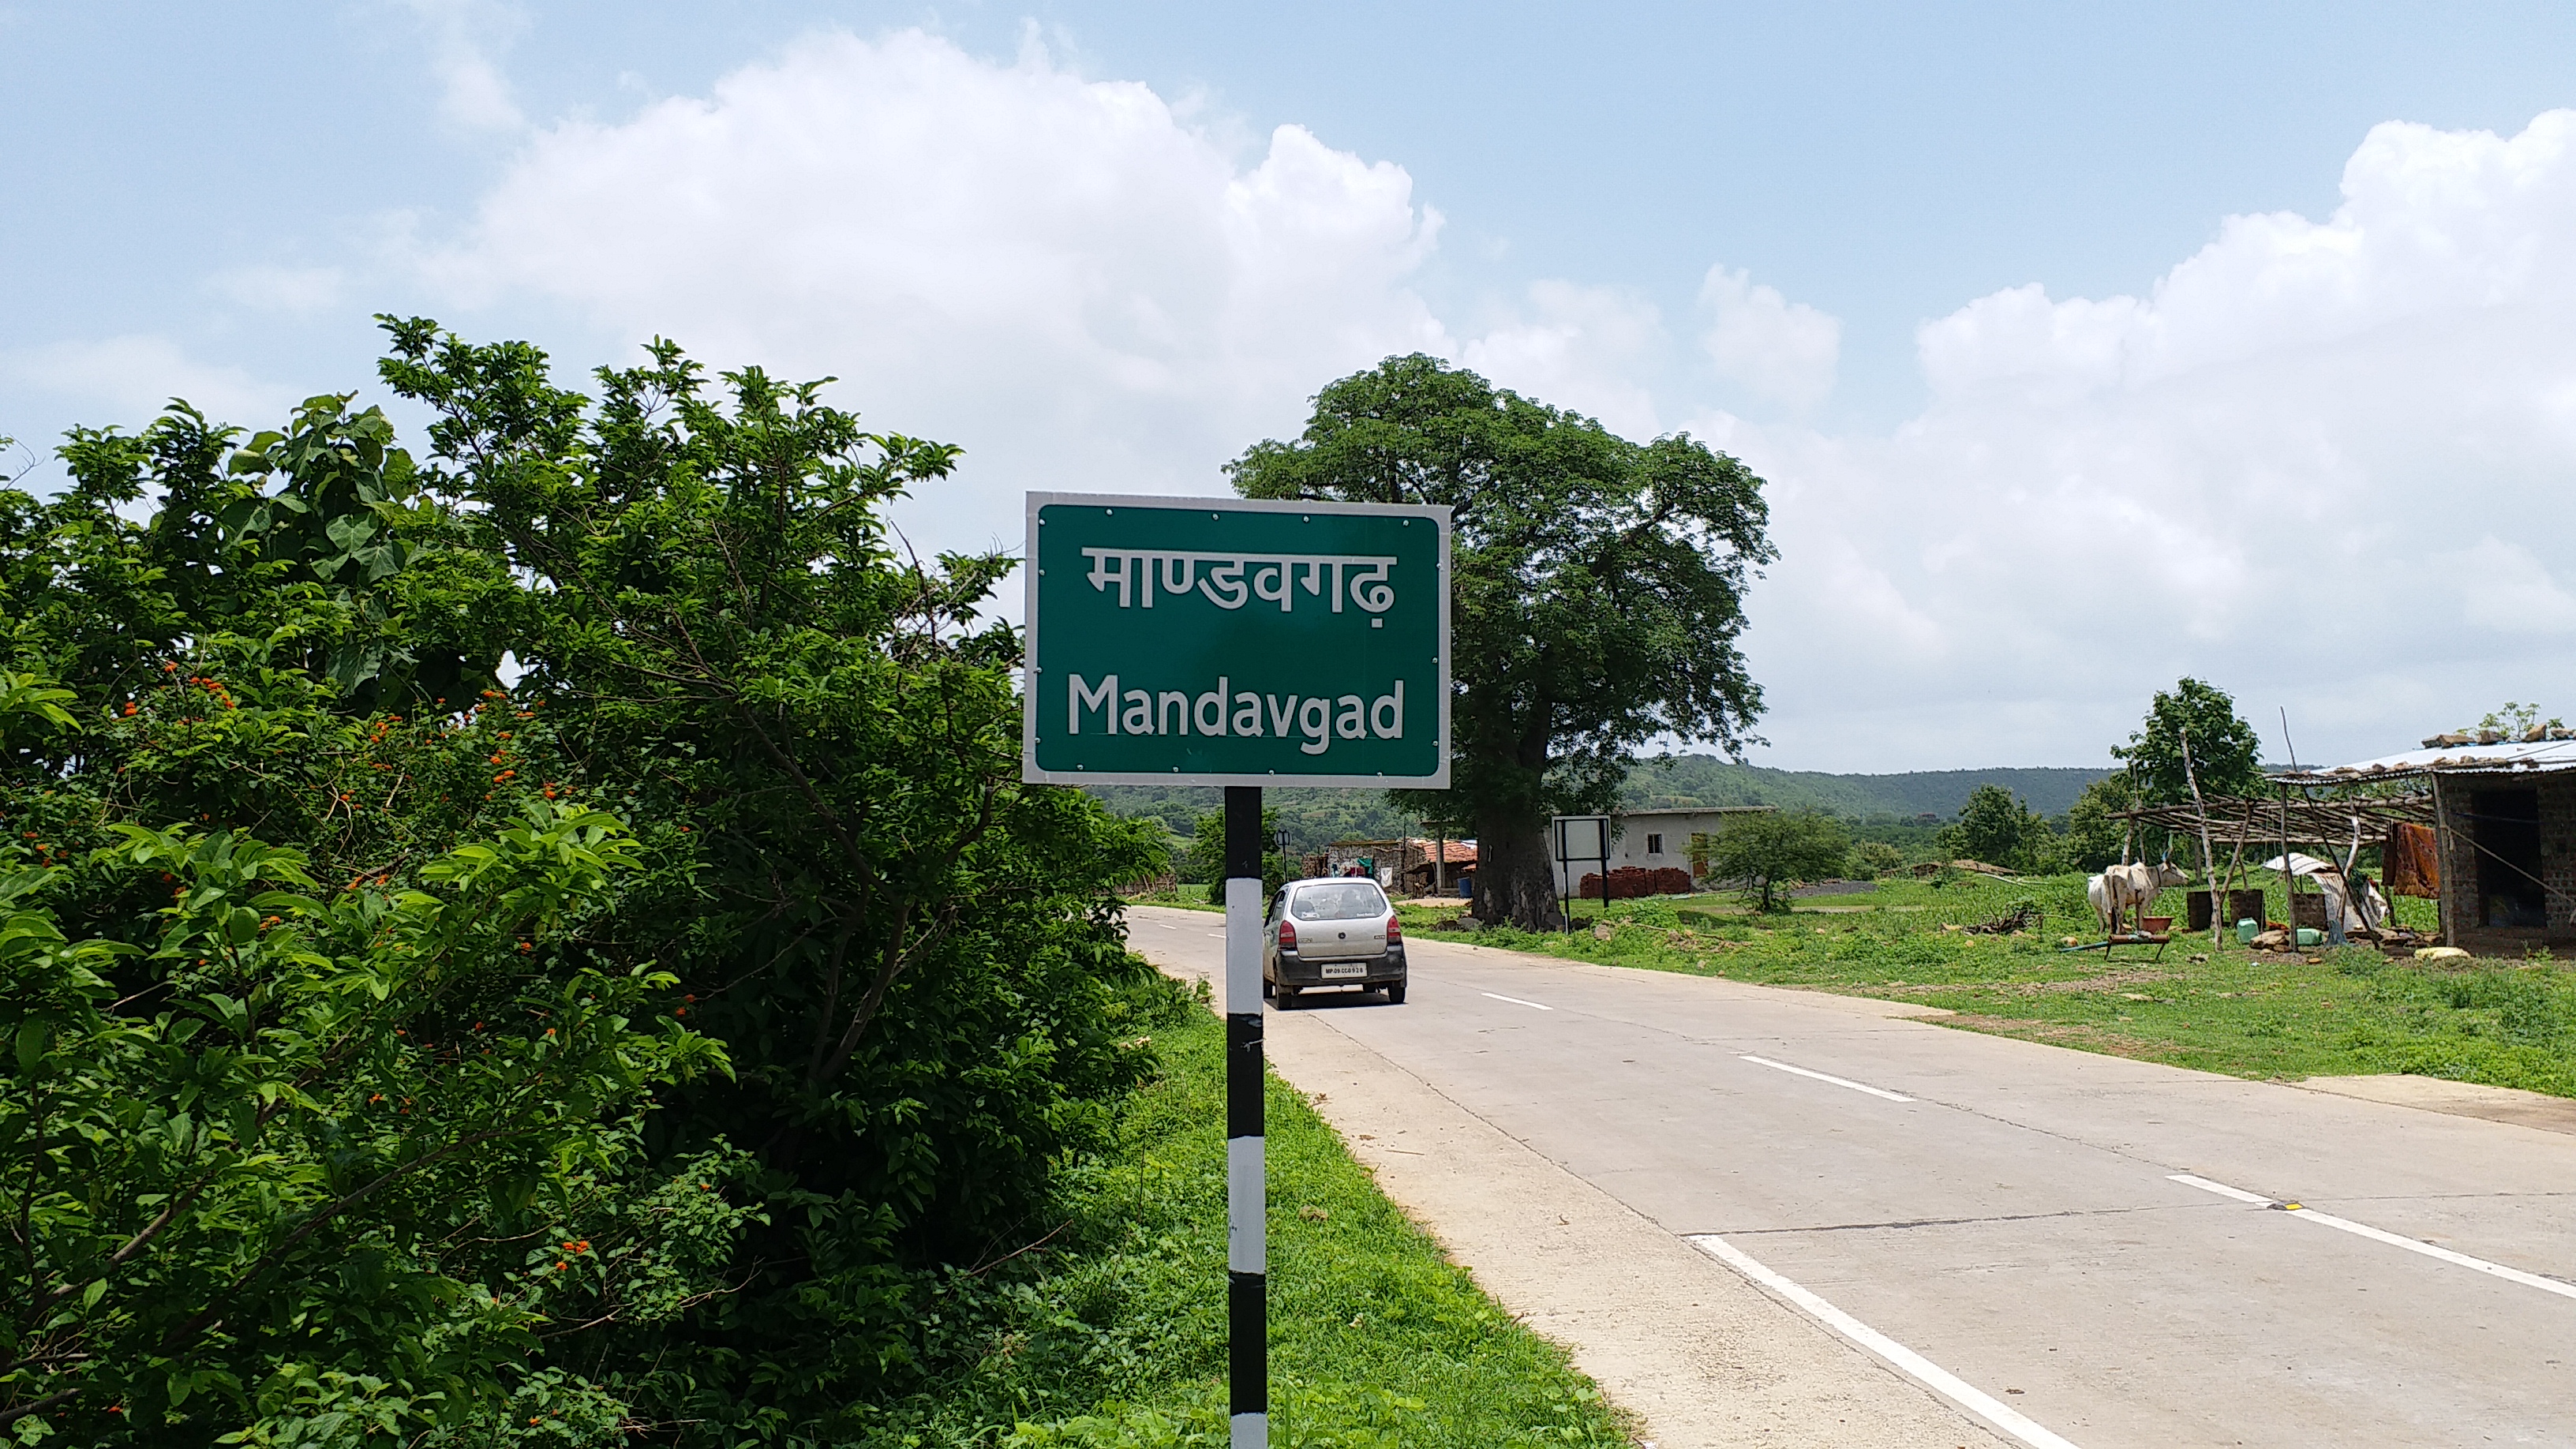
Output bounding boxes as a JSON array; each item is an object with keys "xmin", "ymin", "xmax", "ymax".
[
  {"xmin": 1082, "ymin": 757, "xmax": 2113, "ymax": 857},
  {"xmin": 1621, "ymin": 755, "xmax": 2111, "ymax": 820}
]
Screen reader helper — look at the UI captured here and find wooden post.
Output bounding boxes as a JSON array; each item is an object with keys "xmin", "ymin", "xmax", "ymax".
[
  {"xmin": 2280, "ymin": 781, "xmax": 2295, "ymax": 934},
  {"xmin": 2180, "ymin": 727, "xmax": 2221, "ymax": 947}
]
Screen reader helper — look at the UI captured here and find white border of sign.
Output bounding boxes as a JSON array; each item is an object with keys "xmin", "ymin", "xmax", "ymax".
[{"xmin": 1021, "ymin": 491, "xmax": 1451, "ymax": 788}]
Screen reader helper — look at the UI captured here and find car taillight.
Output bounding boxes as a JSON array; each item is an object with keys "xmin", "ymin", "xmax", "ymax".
[
  {"xmin": 1385, "ymin": 916, "xmax": 1402, "ymax": 942},
  {"xmin": 1278, "ymin": 919, "xmax": 1297, "ymax": 947}
]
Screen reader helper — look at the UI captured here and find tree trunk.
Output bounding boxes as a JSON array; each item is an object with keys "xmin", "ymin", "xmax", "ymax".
[{"xmin": 1473, "ymin": 812, "xmax": 1565, "ymax": 930}]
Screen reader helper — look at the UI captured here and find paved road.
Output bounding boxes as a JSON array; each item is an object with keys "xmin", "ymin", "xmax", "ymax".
[{"xmin": 1128, "ymin": 907, "xmax": 2576, "ymax": 1448}]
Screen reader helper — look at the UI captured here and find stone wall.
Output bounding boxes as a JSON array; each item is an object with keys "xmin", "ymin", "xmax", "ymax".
[
  {"xmin": 2432, "ymin": 772, "xmax": 2576, "ymax": 944},
  {"xmin": 2546, "ymin": 777, "xmax": 2576, "ymax": 936}
]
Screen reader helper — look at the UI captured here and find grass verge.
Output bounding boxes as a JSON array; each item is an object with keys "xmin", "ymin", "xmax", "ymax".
[
  {"xmin": 1390, "ymin": 872, "xmax": 2576, "ymax": 1099},
  {"xmin": 899, "ymin": 975, "xmax": 1633, "ymax": 1447}
]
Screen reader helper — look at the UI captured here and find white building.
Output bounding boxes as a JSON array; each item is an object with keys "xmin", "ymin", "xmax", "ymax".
[{"xmin": 1548, "ymin": 807, "xmax": 1777, "ymax": 895}]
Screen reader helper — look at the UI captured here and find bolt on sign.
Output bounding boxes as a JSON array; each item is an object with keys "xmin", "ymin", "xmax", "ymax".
[{"xmin": 1022, "ymin": 493, "xmax": 1451, "ymax": 787}]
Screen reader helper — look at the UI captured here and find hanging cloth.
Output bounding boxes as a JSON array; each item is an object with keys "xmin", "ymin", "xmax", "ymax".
[{"xmin": 2383, "ymin": 822, "xmax": 2440, "ymax": 898}]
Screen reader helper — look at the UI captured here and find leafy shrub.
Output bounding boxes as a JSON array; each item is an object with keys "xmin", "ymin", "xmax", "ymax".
[{"xmin": 0, "ymin": 324, "xmax": 1174, "ymax": 1443}]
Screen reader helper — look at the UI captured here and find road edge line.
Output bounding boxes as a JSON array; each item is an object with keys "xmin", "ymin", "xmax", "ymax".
[{"xmin": 1684, "ymin": 1234, "xmax": 2084, "ymax": 1449}]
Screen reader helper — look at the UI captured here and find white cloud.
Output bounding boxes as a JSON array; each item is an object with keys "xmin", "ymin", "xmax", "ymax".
[
  {"xmin": 2, "ymin": 335, "xmax": 294, "ymax": 432},
  {"xmin": 400, "ymin": 32, "xmax": 2576, "ymax": 770},
  {"xmin": 1715, "ymin": 110, "xmax": 2576, "ymax": 769},
  {"xmin": 399, "ymin": 0, "xmax": 526, "ymax": 133},
  {"xmin": 1460, "ymin": 282, "xmax": 1664, "ymax": 438},
  {"xmin": 1699, "ymin": 264, "xmax": 1839, "ymax": 410},
  {"xmin": 2445, "ymin": 537, "xmax": 2576, "ymax": 635},
  {"xmin": 425, "ymin": 28, "xmax": 1448, "ymax": 552}
]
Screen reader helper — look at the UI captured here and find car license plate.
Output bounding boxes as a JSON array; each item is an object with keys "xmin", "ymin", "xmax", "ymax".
[{"xmin": 1320, "ymin": 963, "xmax": 1367, "ymax": 979}]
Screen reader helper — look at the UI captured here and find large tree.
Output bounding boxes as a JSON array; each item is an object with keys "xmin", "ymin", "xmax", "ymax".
[
  {"xmin": 1947, "ymin": 783, "xmax": 2062, "ymax": 872},
  {"xmin": 2112, "ymin": 678, "xmax": 2266, "ymax": 804},
  {"xmin": 1228, "ymin": 355, "xmax": 1773, "ymax": 928}
]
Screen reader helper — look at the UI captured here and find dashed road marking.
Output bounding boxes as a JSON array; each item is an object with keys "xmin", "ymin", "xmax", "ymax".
[
  {"xmin": 1739, "ymin": 1054, "xmax": 1915, "ymax": 1103},
  {"xmin": 2168, "ymin": 1174, "xmax": 2576, "ymax": 1301},
  {"xmin": 1481, "ymin": 991, "xmax": 1553, "ymax": 1011}
]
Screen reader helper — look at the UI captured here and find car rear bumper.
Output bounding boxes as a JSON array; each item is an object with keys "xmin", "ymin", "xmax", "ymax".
[{"xmin": 1268, "ymin": 949, "xmax": 1406, "ymax": 986}]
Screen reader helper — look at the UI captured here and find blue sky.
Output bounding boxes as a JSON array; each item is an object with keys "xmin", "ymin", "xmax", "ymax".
[{"xmin": 9, "ymin": 3, "xmax": 2576, "ymax": 769}]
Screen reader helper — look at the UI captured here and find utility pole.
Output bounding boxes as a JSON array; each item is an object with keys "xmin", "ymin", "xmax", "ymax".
[{"xmin": 1222, "ymin": 788, "xmax": 1266, "ymax": 1449}]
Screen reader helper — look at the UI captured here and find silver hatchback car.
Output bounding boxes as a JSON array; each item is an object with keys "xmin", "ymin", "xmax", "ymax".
[{"xmin": 1264, "ymin": 877, "xmax": 1407, "ymax": 1007}]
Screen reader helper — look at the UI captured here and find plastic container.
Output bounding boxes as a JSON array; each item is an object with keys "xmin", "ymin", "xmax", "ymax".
[
  {"xmin": 2295, "ymin": 928, "xmax": 2323, "ymax": 948},
  {"xmin": 2236, "ymin": 919, "xmax": 2260, "ymax": 945}
]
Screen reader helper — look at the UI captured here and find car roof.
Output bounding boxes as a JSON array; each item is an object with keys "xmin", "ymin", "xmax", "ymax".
[{"xmin": 1284, "ymin": 876, "xmax": 1384, "ymax": 891}]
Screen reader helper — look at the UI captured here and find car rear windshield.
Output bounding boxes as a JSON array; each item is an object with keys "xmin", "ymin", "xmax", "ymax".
[{"xmin": 1290, "ymin": 882, "xmax": 1388, "ymax": 921}]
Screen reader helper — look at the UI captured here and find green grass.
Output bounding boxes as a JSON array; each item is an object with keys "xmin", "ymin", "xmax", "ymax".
[
  {"xmin": 908, "ymin": 978, "xmax": 1633, "ymax": 1447},
  {"xmin": 1398, "ymin": 873, "xmax": 2576, "ymax": 1098}
]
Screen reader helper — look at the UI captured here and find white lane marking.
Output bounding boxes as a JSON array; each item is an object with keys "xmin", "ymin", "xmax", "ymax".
[
  {"xmin": 1686, "ymin": 1234, "xmax": 2083, "ymax": 1449},
  {"xmin": 2166, "ymin": 1173, "xmax": 2271, "ymax": 1205},
  {"xmin": 2167, "ymin": 1173, "xmax": 2576, "ymax": 1301},
  {"xmin": 1739, "ymin": 1054, "xmax": 1915, "ymax": 1103},
  {"xmin": 1481, "ymin": 991, "xmax": 1554, "ymax": 1011},
  {"xmin": 1205, "ymin": 931, "xmax": 1226, "ymax": 938}
]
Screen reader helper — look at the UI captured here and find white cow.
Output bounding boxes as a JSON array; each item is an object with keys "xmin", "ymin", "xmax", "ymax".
[{"xmin": 2088, "ymin": 861, "xmax": 2189, "ymax": 936}]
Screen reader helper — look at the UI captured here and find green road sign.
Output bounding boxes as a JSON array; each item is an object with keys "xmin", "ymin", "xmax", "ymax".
[{"xmin": 1022, "ymin": 492, "xmax": 1451, "ymax": 786}]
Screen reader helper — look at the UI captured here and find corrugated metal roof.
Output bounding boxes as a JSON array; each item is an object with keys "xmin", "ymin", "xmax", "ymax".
[{"xmin": 2278, "ymin": 737, "xmax": 2576, "ymax": 784}]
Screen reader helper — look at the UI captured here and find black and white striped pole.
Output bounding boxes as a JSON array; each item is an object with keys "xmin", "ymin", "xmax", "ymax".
[{"xmin": 1222, "ymin": 784, "xmax": 1267, "ymax": 1447}]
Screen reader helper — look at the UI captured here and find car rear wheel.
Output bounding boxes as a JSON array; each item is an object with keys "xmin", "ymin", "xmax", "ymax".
[{"xmin": 1384, "ymin": 983, "xmax": 1406, "ymax": 1005}]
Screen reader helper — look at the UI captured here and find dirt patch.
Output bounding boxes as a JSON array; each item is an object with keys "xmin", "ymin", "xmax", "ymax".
[{"xmin": 1938, "ymin": 1012, "xmax": 2185, "ymax": 1061}]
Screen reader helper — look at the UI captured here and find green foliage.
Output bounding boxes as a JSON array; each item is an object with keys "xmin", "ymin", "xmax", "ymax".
[
  {"xmin": 1081, "ymin": 784, "xmax": 1425, "ymax": 864},
  {"xmin": 1944, "ymin": 784, "xmax": 2062, "ymax": 872},
  {"xmin": 1702, "ymin": 811, "xmax": 1848, "ymax": 912},
  {"xmin": 2111, "ymin": 678, "xmax": 2264, "ymax": 803},
  {"xmin": 2469, "ymin": 701, "xmax": 2563, "ymax": 736},
  {"xmin": 1848, "ymin": 841, "xmax": 1903, "ymax": 879},
  {"xmin": 0, "ymin": 320, "xmax": 1176, "ymax": 1443},
  {"xmin": 1181, "ymin": 807, "xmax": 1290, "ymax": 902},
  {"xmin": 1228, "ymin": 355, "xmax": 1773, "ymax": 929},
  {"xmin": 1624, "ymin": 755, "xmax": 2110, "ymax": 818},
  {"xmin": 2061, "ymin": 774, "xmax": 2138, "ymax": 873},
  {"xmin": 370, "ymin": 320, "xmax": 1171, "ymax": 1438},
  {"xmin": 0, "ymin": 810, "xmax": 736, "ymax": 1442}
]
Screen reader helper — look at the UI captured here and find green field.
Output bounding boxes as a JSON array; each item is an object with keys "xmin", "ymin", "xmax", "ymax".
[
  {"xmin": 951, "ymin": 978, "xmax": 1631, "ymax": 1447},
  {"xmin": 1375, "ymin": 873, "xmax": 2576, "ymax": 1098}
]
